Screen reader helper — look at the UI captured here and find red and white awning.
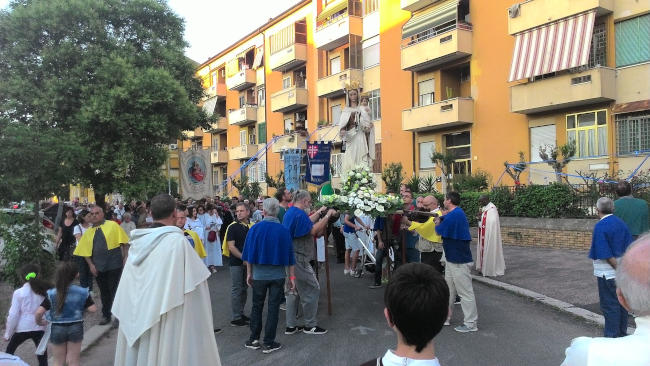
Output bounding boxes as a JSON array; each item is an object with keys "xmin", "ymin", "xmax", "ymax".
[{"xmin": 508, "ymin": 11, "xmax": 596, "ymax": 82}]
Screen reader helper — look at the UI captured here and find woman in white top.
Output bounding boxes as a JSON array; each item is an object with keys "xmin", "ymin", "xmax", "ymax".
[
  {"xmin": 73, "ymin": 210, "xmax": 94, "ymax": 291},
  {"xmin": 184, "ymin": 206, "xmax": 205, "ymax": 243},
  {"xmin": 202, "ymin": 204, "xmax": 223, "ymax": 273},
  {"xmin": 3, "ymin": 264, "xmax": 51, "ymax": 366}
]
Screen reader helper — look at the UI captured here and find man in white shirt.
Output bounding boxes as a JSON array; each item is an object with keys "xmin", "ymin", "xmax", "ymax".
[
  {"xmin": 561, "ymin": 233, "xmax": 650, "ymax": 366},
  {"xmin": 361, "ymin": 263, "xmax": 448, "ymax": 366}
]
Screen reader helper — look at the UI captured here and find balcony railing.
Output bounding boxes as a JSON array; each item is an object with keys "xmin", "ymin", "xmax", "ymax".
[
  {"xmin": 206, "ymin": 116, "xmax": 228, "ymax": 133},
  {"xmin": 271, "ymin": 87, "xmax": 308, "ymax": 113},
  {"xmin": 402, "ymin": 22, "xmax": 472, "ymax": 49},
  {"xmin": 401, "ymin": 22, "xmax": 472, "ymax": 71},
  {"xmin": 210, "ymin": 150, "xmax": 229, "ymax": 165},
  {"xmin": 317, "ymin": 68, "xmax": 363, "ymax": 98},
  {"xmin": 402, "ymin": 97, "xmax": 474, "ymax": 132},
  {"xmin": 314, "ymin": 13, "xmax": 362, "ymax": 50},
  {"xmin": 270, "ymin": 43, "xmax": 308, "ymax": 72},
  {"xmin": 226, "ymin": 69, "xmax": 256, "ymax": 91},
  {"xmin": 228, "ymin": 105, "xmax": 258, "ymax": 126},
  {"xmin": 271, "ymin": 133, "xmax": 308, "ymax": 153},
  {"xmin": 229, "ymin": 144, "xmax": 260, "ymax": 160}
]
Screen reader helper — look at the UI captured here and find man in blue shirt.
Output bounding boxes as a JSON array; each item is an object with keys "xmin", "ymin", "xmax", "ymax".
[
  {"xmin": 241, "ymin": 198, "xmax": 296, "ymax": 353},
  {"xmin": 434, "ymin": 191, "xmax": 478, "ymax": 333},
  {"xmin": 590, "ymin": 197, "xmax": 633, "ymax": 338}
]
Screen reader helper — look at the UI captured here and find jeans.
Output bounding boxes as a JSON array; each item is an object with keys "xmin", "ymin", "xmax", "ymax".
[
  {"xmin": 75, "ymin": 255, "xmax": 93, "ymax": 291},
  {"xmin": 597, "ymin": 276, "xmax": 628, "ymax": 337},
  {"xmin": 230, "ymin": 265, "xmax": 248, "ymax": 321},
  {"xmin": 50, "ymin": 322, "xmax": 84, "ymax": 344},
  {"xmin": 406, "ymin": 248, "xmax": 421, "ymax": 263},
  {"xmin": 249, "ymin": 278, "xmax": 284, "ymax": 345},
  {"xmin": 373, "ymin": 246, "xmax": 387, "ymax": 286},
  {"xmin": 96, "ymin": 267, "xmax": 122, "ymax": 319},
  {"xmin": 286, "ymin": 256, "xmax": 320, "ymax": 328},
  {"xmin": 6, "ymin": 330, "xmax": 47, "ymax": 366}
]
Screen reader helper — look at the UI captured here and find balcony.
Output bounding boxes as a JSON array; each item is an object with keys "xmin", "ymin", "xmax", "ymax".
[
  {"xmin": 206, "ymin": 116, "xmax": 228, "ymax": 134},
  {"xmin": 184, "ymin": 127, "xmax": 204, "ymax": 140},
  {"xmin": 270, "ymin": 43, "xmax": 308, "ymax": 72},
  {"xmin": 271, "ymin": 133, "xmax": 308, "ymax": 153},
  {"xmin": 228, "ymin": 106, "xmax": 258, "ymax": 126},
  {"xmin": 210, "ymin": 149, "xmax": 229, "ymax": 165},
  {"xmin": 508, "ymin": 0, "xmax": 614, "ymax": 35},
  {"xmin": 205, "ymin": 83, "xmax": 227, "ymax": 98},
  {"xmin": 229, "ymin": 144, "xmax": 260, "ymax": 160},
  {"xmin": 510, "ymin": 67, "xmax": 616, "ymax": 114},
  {"xmin": 317, "ymin": 69, "xmax": 363, "ymax": 98},
  {"xmin": 402, "ymin": 97, "xmax": 474, "ymax": 132},
  {"xmin": 226, "ymin": 69, "xmax": 256, "ymax": 91},
  {"xmin": 401, "ymin": 0, "xmax": 442, "ymax": 13},
  {"xmin": 401, "ymin": 24, "xmax": 472, "ymax": 72},
  {"xmin": 315, "ymin": 15, "xmax": 363, "ymax": 51},
  {"xmin": 271, "ymin": 87, "xmax": 308, "ymax": 113},
  {"xmin": 314, "ymin": 124, "xmax": 342, "ymax": 144}
]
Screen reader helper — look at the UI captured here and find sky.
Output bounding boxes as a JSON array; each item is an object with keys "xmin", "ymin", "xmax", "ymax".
[{"xmin": 0, "ymin": 0, "xmax": 303, "ymax": 63}]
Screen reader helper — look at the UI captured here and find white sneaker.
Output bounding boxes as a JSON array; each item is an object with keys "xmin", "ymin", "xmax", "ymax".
[{"xmin": 344, "ymin": 269, "xmax": 350, "ymax": 276}]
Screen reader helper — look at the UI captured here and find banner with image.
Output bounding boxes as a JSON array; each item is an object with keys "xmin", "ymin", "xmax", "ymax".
[
  {"xmin": 305, "ymin": 141, "xmax": 332, "ymax": 186},
  {"xmin": 284, "ymin": 149, "xmax": 302, "ymax": 192},
  {"xmin": 180, "ymin": 148, "xmax": 212, "ymax": 200}
]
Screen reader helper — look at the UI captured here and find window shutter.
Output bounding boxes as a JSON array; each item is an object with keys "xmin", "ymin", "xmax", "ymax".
[
  {"xmin": 240, "ymin": 130, "xmax": 247, "ymax": 146},
  {"xmin": 530, "ymin": 125, "xmax": 556, "ymax": 162},
  {"xmin": 258, "ymin": 123, "xmax": 267, "ymax": 143},
  {"xmin": 258, "ymin": 160, "xmax": 266, "ymax": 182},
  {"xmin": 419, "ymin": 141, "xmax": 436, "ymax": 169},
  {"xmin": 616, "ymin": 15, "xmax": 650, "ymax": 67}
]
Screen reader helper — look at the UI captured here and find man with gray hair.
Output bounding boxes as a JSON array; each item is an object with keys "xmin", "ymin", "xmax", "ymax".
[
  {"xmin": 588, "ymin": 197, "xmax": 633, "ymax": 338},
  {"xmin": 562, "ymin": 234, "xmax": 650, "ymax": 365},
  {"xmin": 241, "ymin": 198, "xmax": 296, "ymax": 353}
]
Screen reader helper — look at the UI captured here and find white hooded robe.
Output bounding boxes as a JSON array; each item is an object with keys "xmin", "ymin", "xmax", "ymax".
[{"xmin": 477, "ymin": 202, "xmax": 506, "ymax": 277}]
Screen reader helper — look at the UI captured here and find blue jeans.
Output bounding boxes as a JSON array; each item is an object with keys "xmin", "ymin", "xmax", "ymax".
[
  {"xmin": 230, "ymin": 265, "xmax": 248, "ymax": 321},
  {"xmin": 406, "ymin": 248, "xmax": 421, "ymax": 263},
  {"xmin": 249, "ymin": 278, "xmax": 285, "ymax": 345},
  {"xmin": 597, "ymin": 276, "xmax": 628, "ymax": 337}
]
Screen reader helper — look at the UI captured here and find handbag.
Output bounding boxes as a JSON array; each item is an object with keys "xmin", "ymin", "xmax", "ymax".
[{"xmin": 207, "ymin": 230, "xmax": 217, "ymax": 242}]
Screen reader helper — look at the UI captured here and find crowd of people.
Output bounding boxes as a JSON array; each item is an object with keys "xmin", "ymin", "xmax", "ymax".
[{"xmin": 2, "ymin": 179, "xmax": 649, "ymax": 365}]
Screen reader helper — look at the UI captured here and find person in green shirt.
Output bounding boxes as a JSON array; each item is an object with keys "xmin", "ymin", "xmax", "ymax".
[
  {"xmin": 274, "ymin": 188, "xmax": 292, "ymax": 223},
  {"xmin": 614, "ymin": 180, "xmax": 649, "ymax": 239}
]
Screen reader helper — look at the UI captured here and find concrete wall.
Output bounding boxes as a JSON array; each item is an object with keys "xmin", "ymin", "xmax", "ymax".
[{"xmin": 498, "ymin": 217, "xmax": 598, "ymax": 250}]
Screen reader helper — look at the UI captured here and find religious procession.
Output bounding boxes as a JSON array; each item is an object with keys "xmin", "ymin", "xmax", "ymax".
[{"xmin": 2, "ymin": 0, "xmax": 650, "ymax": 365}]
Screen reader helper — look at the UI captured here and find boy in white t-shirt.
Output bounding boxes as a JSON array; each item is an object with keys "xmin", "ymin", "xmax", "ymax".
[{"xmin": 361, "ymin": 263, "xmax": 449, "ymax": 366}]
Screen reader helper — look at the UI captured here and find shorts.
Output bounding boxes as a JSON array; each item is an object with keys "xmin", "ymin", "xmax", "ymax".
[
  {"xmin": 50, "ymin": 322, "xmax": 83, "ymax": 344},
  {"xmin": 344, "ymin": 232, "xmax": 363, "ymax": 252}
]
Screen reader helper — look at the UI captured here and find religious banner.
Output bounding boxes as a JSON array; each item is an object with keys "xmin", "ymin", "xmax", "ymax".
[
  {"xmin": 284, "ymin": 149, "xmax": 302, "ymax": 192},
  {"xmin": 179, "ymin": 148, "xmax": 212, "ymax": 200},
  {"xmin": 305, "ymin": 142, "xmax": 332, "ymax": 186}
]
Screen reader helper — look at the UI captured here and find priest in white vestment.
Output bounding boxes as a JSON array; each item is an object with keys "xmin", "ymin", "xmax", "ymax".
[
  {"xmin": 112, "ymin": 194, "xmax": 221, "ymax": 366},
  {"xmin": 476, "ymin": 195, "xmax": 506, "ymax": 277}
]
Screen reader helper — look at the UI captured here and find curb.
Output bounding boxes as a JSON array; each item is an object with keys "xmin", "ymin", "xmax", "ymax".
[
  {"xmin": 472, "ymin": 275, "xmax": 636, "ymax": 334},
  {"xmin": 80, "ymin": 323, "xmax": 113, "ymax": 353}
]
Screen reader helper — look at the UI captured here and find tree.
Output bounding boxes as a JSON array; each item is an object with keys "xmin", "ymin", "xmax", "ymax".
[
  {"xmin": 538, "ymin": 141, "xmax": 577, "ymax": 183},
  {"xmin": 430, "ymin": 150, "xmax": 456, "ymax": 193},
  {"xmin": 504, "ymin": 151, "xmax": 528, "ymax": 185},
  {"xmin": 265, "ymin": 172, "xmax": 285, "ymax": 190},
  {"xmin": 0, "ymin": 0, "xmax": 209, "ymax": 208},
  {"xmin": 381, "ymin": 162, "xmax": 404, "ymax": 194}
]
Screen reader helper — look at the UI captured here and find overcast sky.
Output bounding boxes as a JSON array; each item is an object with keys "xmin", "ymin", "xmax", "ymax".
[{"xmin": 0, "ymin": 0, "xmax": 303, "ymax": 63}]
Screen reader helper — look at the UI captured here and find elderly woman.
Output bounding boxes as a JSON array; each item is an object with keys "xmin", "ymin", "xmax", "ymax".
[{"xmin": 120, "ymin": 212, "xmax": 136, "ymax": 238}]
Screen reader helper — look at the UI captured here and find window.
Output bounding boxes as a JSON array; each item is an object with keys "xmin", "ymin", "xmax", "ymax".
[
  {"xmin": 222, "ymin": 168, "xmax": 228, "ymax": 183},
  {"xmin": 419, "ymin": 141, "xmax": 436, "ymax": 169},
  {"xmin": 367, "ymin": 89, "xmax": 381, "ymax": 121},
  {"xmin": 284, "ymin": 118, "xmax": 293, "ymax": 134},
  {"xmin": 418, "ymin": 79, "xmax": 435, "ymax": 106},
  {"xmin": 191, "ymin": 140, "xmax": 201, "ymax": 150},
  {"xmin": 530, "ymin": 125, "xmax": 556, "ymax": 162},
  {"xmin": 257, "ymin": 160, "xmax": 266, "ymax": 182},
  {"xmin": 248, "ymin": 163, "xmax": 257, "ymax": 183},
  {"xmin": 238, "ymin": 95, "xmax": 245, "ymax": 108},
  {"xmin": 331, "ymin": 104, "xmax": 342, "ymax": 125},
  {"xmin": 615, "ymin": 14, "xmax": 650, "ymax": 67},
  {"xmin": 445, "ymin": 131, "xmax": 471, "ymax": 176},
  {"xmin": 282, "ymin": 76, "xmax": 292, "ymax": 89},
  {"xmin": 330, "ymin": 56, "xmax": 341, "ymax": 74},
  {"xmin": 239, "ymin": 130, "xmax": 247, "ymax": 146},
  {"xmin": 258, "ymin": 122, "xmax": 267, "ymax": 144},
  {"xmin": 331, "ymin": 153, "xmax": 343, "ymax": 177},
  {"xmin": 362, "ymin": 42, "xmax": 379, "ymax": 69},
  {"xmin": 616, "ymin": 112, "xmax": 650, "ymax": 156},
  {"xmin": 566, "ymin": 110, "xmax": 608, "ymax": 158},
  {"xmin": 588, "ymin": 22, "xmax": 606, "ymax": 68},
  {"xmin": 257, "ymin": 86, "xmax": 265, "ymax": 106},
  {"xmin": 364, "ymin": 0, "xmax": 379, "ymax": 15},
  {"xmin": 211, "ymin": 134, "xmax": 219, "ymax": 150},
  {"xmin": 211, "ymin": 72, "xmax": 217, "ymax": 87},
  {"xmin": 249, "ymin": 133, "xmax": 256, "ymax": 145}
]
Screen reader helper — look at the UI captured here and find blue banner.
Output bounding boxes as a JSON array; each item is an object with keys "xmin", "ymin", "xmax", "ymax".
[
  {"xmin": 306, "ymin": 142, "xmax": 332, "ymax": 186},
  {"xmin": 284, "ymin": 149, "xmax": 302, "ymax": 192}
]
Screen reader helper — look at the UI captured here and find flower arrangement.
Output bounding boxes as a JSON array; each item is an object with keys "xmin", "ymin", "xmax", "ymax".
[{"xmin": 319, "ymin": 165, "xmax": 403, "ymax": 217}]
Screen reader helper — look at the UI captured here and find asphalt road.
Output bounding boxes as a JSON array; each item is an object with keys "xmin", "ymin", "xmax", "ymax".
[{"xmin": 76, "ymin": 259, "xmax": 602, "ymax": 366}]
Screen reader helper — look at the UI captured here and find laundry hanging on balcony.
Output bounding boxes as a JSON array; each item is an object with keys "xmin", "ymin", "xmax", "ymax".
[
  {"xmin": 202, "ymin": 96, "xmax": 219, "ymax": 117},
  {"xmin": 508, "ymin": 10, "xmax": 596, "ymax": 82}
]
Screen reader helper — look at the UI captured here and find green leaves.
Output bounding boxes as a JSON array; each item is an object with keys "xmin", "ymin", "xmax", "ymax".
[{"xmin": 381, "ymin": 162, "xmax": 404, "ymax": 194}]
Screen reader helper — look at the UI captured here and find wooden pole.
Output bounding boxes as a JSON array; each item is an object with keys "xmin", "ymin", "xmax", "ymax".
[{"xmin": 325, "ymin": 234, "xmax": 333, "ymax": 316}]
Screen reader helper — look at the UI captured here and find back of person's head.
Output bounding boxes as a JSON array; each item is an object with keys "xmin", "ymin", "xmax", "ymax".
[
  {"xmin": 596, "ymin": 197, "xmax": 614, "ymax": 215},
  {"xmin": 616, "ymin": 234, "xmax": 650, "ymax": 316},
  {"xmin": 54, "ymin": 262, "xmax": 79, "ymax": 314},
  {"xmin": 384, "ymin": 263, "xmax": 449, "ymax": 352},
  {"xmin": 150, "ymin": 194, "xmax": 176, "ymax": 220},
  {"xmin": 446, "ymin": 191, "xmax": 461, "ymax": 206},
  {"xmin": 263, "ymin": 198, "xmax": 280, "ymax": 217},
  {"xmin": 293, "ymin": 189, "xmax": 310, "ymax": 204},
  {"xmin": 616, "ymin": 180, "xmax": 632, "ymax": 197},
  {"xmin": 19, "ymin": 263, "xmax": 51, "ymax": 297}
]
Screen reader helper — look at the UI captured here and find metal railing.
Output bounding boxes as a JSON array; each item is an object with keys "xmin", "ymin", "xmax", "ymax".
[{"xmin": 402, "ymin": 21, "xmax": 472, "ymax": 49}]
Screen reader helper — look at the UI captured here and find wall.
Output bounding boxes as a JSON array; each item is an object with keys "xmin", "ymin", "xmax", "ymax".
[{"xmin": 499, "ymin": 217, "xmax": 597, "ymax": 250}]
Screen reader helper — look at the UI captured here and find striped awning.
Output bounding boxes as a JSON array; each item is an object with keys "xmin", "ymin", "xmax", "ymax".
[
  {"xmin": 317, "ymin": 0, "xmax": 347, "ymax": 22},
  {"xmin": 402, "ymin": 0, "xmax": 458, "ymax": 40},
  {"xmin": 508, "ymin": 10, "xmax": 596, "ymax": 82}
]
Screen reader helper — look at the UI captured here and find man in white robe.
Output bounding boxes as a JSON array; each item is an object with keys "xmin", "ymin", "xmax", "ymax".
[
  {"xmin": 476, "ymin": 195, "xmax": 506, "ymax": 277},
  {"xmin": 112, "ymin": 194, "xmax": 221, "ymax": 366}
]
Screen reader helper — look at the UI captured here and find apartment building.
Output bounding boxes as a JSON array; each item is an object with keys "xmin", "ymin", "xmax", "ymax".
[{"xmin": 182, "ymin": 0, "xmax": 649, "ymax": 197}]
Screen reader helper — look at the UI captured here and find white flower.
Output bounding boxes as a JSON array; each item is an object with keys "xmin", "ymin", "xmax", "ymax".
[
  {"xmin": 377, "ymin": 205, "xmax": 385, "ymax": 212},
  {"xmin": 354, "ymin": 209, "xmax": 363, "ymax": 217},
  {"xmin": 361, "ymin": 178, "xmax": 368, "ymax": 184},
  {"xmin": 355, "ymin": 173, "xmax": 362, "ymax": 178},
  {"xmin": 364, "ymin": 192, "xmax": 370, "ymax": 198}
]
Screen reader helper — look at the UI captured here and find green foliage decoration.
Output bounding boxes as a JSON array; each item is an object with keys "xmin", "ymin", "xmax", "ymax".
[{"xmin": 381, "ymin": 162, "xmax": 404, "ymax": 194}]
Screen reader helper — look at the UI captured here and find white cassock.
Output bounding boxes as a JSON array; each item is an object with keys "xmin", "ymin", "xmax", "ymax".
[
  {"xmin": 477, "ymin": 202, "xmax": 506, "ymax": 277},
  {"xmin": 112, "ymin": 226, "xmax": 221, "ymax": 366}
]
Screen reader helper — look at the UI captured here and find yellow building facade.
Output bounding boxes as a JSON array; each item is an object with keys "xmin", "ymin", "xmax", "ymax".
[{"xmin": 183, "ymin": 0, "xmax": 649, "ymax": 197}]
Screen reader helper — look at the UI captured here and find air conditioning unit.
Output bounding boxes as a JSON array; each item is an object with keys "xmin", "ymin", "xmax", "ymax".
[{"xmin": 169, "ymin": 143, "xmax": 178, "ymax": 150}]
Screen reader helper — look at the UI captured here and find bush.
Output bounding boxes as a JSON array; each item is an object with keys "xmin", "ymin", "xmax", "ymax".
[
  {"xmin": 490, "ymin": 187, "xmax": 514, "ymax": 216},
  {"xmin": 459, "ymin": 192, "xmax": 483, "ymax": 226},
  {"xmin": 382, "ymin": 162, "xmax": 404, "ymax": 194},
  {"xmin": 452, "ymin": 170, "xmax": 490, "ymax": 192},
  {"xmin": 512, "ymin": 183, "xmax": 583, "ymax": 218}
]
